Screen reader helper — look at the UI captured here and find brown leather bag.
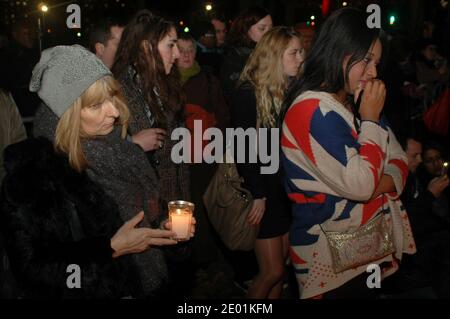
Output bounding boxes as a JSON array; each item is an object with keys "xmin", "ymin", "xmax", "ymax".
[{"xmin": 203, "ymin": 162, "xmax": 258, "ymax": 251}]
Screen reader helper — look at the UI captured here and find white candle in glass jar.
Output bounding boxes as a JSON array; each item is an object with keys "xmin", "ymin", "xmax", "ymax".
[{"xmin": 170, "ymin": 208, "xmax": 191, "ymax": 241}]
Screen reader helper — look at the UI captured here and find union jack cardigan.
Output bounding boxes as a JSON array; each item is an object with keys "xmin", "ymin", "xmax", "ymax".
[{"xmin": 281, "ymin": 91, "xmax": 416, "ymax": 299}]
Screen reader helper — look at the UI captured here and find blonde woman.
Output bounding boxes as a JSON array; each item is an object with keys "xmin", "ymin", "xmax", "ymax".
[
  {"xmin": 1, "ymin": 45, "xmax": 194, "ymax": 298},
  {"xmin": 229, "ymin": 26, "xmax": 304, "ymax": 299}
]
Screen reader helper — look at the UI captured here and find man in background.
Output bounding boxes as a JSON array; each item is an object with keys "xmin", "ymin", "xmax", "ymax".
[{"xmin": 88, "ymin": 18, "xmax": 124, "ymax": 69}]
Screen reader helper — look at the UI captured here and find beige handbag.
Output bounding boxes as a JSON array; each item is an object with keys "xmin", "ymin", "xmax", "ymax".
[
  {"xmin": 203, "ymin": 162, "xmax": 259, "ymax": 251},
  {"xmin": 321, "ymin": 212, "xmax": 395, "ymax": 274}
]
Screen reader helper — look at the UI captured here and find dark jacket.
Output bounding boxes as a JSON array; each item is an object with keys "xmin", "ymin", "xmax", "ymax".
[
  {"xmin": 0, "ymin": 138, "xmax": 141, "ymax": 298},
  {"xmin": 220, "ymin": 45, "xmax": 253, "ymax": 104},
  {"xmin": 183, "ymin": 67, "xmax": 230, "ymax": 132},
  {"xmin": 401, "ymin": 172, "xmax": 450, "ymax": 243},
  {"xmin": 0, "ymin": 90, "xmax": 26, "ymax": 185}
]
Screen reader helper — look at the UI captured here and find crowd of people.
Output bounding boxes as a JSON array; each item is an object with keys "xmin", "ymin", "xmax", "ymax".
[{"xmin": 0, "ymin": 4, "xmax": 449, "ymax": 299}]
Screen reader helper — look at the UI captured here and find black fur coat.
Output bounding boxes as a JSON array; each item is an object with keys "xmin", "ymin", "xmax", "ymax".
[{"xmin": 0, "ymin": 138, "xmax": 141, "ymax": 298}]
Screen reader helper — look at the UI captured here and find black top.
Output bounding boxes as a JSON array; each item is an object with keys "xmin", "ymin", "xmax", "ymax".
[
  {"xmin": 229, "ymin": 82, "xmax": 267, "ymax": 199},
  {"xmin": 229, "ymin": 82, "xmax": 291, "ymax": 239}
]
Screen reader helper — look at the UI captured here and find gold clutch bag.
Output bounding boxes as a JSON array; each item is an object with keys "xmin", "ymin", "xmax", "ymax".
[{"xmin": 321, "ymin": 213, "xmax": 395, "ymax": 274}]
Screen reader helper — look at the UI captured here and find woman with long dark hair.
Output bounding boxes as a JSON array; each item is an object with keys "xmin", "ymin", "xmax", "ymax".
[
  {"xmin": 113, "ymin": 10, "xmax": 190, "ymax": 204},
  {"xmin": 281, "ymin": 8, "xmax": 415, "ymax": 299}
]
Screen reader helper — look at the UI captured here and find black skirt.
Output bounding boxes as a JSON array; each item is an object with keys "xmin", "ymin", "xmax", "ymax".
[{"xmin": 257, "ymin": 171, "xmax": 291, "ymax": 239}]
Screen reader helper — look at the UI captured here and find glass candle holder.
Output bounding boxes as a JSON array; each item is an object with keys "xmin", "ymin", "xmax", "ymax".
[{"xmin": 168, "ymin": 200, "xmax": 194, "ymax": 241}]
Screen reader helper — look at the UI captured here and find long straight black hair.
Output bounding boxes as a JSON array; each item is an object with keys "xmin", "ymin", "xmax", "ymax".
[{"xmin": 281, "ymin": 8, "xmax": 380, "ymax": 123}]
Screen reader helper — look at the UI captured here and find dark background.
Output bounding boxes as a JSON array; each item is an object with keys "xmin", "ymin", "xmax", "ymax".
[{"xmin": 0, "ymin": 0, "xmax": 449, "ymax": 53}]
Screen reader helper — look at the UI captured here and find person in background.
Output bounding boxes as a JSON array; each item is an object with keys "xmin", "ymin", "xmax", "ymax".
[
  {"xmin": 176, "ymin": 32, "xmax": 229, "ymax": 267},
  {"xmin": 293, "ymin": 22, "xmax": 315, "ymax": 55},
  {"xmin": 418, "ymin": 142, "xmax": 449, "ymax": 223},
  {"xmin": 211, "ymin": 14, "xmax": 227, "ymax": 48},
  {"xmin": 190, "ymin": 21, "xmax": 223, "ymax": 76},
  {"xmin": 88, "ymin": 17, "xmax": 125, "ymax": 69},
  {"xmin": 0, "ymin": 89, "xmax": 26, "ymax": 187},
  {"xmin": 231, "ymin": 26, "xmax": 303, "ymax": 299},
  {"xmin": 0, "ymin": 20, "xmax": 40, "ymax": 136},
  {"xmin": 414, "ymin": 39, "xmax": 449, "ymax": 102},
  {"xmin": 389, "ymin": 136, "xmax": 450, "ymax": 298},
  {"xmin": 220, "ymin": 6, "xmax": 273, "ymax": 104}
]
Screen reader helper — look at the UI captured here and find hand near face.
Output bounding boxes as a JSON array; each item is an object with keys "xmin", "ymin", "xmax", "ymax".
[
  {"xmin": 428, "ymin": 174, "xmax": 450, "ymax": 198},
  {"xmin": 358, "ymin": 79, "xmax": 386, "ymax": 122}
]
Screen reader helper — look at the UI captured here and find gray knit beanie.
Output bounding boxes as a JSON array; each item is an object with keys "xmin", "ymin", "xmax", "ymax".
[{"xmin": 30, "ymin": 45, "xmax": 112, "ymax": 118}]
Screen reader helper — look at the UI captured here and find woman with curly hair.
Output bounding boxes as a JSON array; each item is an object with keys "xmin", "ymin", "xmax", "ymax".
[{"xmin": 230, "ymin": 26, "xmax": 304, "ymax": 298}]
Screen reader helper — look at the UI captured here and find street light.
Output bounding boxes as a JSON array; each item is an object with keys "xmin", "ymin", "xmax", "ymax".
[
  {"xmin": 206, "ymin": 4, "xmax": 213, "ymax": 11},
  {"xmin": 37, "ymin": 3, "xmax": 48, "ymax": 53}
]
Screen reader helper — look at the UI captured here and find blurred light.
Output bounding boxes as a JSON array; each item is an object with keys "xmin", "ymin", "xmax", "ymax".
[
  {"xmin": 184, "ymin": 27, "xmax": 190, "ymax": 33},
  {"xmin": 205, "ymin": 4, "xmax": 212, "ymax": 11},
  {"xmin": 307, "ymin": 21, "xmax": 311, "ymax": 26},
  {"xmin": 342, "ymin": 2, "xmax": 348, "ymax": 6},
  {"xmin": 47, "ymin": 28, "xmax": 51, "ymax": 33},
  {"xmin": 310, "ymin": 15, "xmax": 315, "ymax": 20},
  {"xmin": 39, "ymin": 4, "xmax": 48, "ymax": 12},
  {"xmin": 389, "ymin": 15, "xmax": 396, "ymax": 25},
  {"xmin": 311, "ymin": 21, "xmax": 316, "ymax": 27},
  {"xmin": 77, "ymin": 32, "xmax": 82, "ymax": 37},
  {"xmin": 179, "ymin": 21, "xmax": 184, "ymax": 26}
]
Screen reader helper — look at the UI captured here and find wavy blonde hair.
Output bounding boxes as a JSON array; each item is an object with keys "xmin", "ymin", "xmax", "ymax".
[
  {"xmin": 240, "ymin": 26, "xmax": 301, "ymax": 128},
  {"xmin": 55, "ymin": 76, "xmax": 130, "ymax": 172}
]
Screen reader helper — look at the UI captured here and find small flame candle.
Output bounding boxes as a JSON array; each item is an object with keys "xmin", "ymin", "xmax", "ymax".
[{"xmin": 168, "ymin": 201, "xmax": 194, "ymax": 241}]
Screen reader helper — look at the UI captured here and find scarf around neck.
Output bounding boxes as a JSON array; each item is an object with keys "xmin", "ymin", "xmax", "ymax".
[{"xmin": 179, "ymin": 61, "xmax": 201, "ymax": 85}]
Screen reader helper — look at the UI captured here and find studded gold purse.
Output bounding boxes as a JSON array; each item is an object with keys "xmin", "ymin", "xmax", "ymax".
[{"xmin": 321, "ymin": 212, "xmax": 395, "ymax": 274}]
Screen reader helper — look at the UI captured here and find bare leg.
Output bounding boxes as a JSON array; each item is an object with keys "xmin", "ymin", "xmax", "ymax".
[
  {"xmin": 246, "ymin": 232, "xmax": 288, "ymax": 299},
  {"xmin": 267, "ymin": 233, "xmax": 290, "ymax": 299}
]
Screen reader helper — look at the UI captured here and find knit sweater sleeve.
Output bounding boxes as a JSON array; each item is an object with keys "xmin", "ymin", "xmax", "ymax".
[
  {"xmin": 282, "ymin": 96, "xmax": 389, "ymax": 201},
  {"xmin": 382, "ymin": 122, "xmax": 409, "ymax": 200}
]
